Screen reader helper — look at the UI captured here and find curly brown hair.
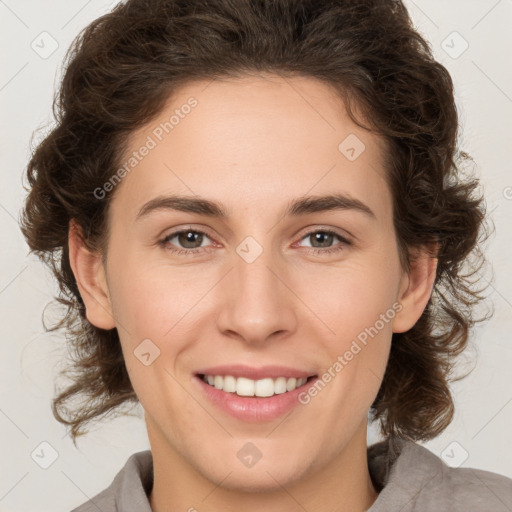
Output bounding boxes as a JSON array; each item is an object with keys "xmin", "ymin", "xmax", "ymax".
[{"xmin": 20, "ymin": 0, "xmax": 489, "ymax": 444}]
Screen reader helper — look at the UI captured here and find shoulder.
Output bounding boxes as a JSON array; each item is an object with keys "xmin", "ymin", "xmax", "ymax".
[
  {"xmin": 70, "ymin": 450, "xmax": 153, "ymax": 512},
  {"xmin": 368, "ymin": 438, "xmax": 512, "ymax": 512},
  {"xmin": 439, "ymin": 462, "xmax": 512, "ymax": 510}
]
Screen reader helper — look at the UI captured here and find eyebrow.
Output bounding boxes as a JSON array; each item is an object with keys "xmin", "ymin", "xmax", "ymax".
[{"xmin": 135, "ymin": 193, "xmax": 376, "ymax": 222}]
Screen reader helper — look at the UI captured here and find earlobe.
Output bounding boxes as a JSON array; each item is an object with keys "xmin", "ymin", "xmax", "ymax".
[
  {"xmin": 68, "ymin": 220, "xmax": 116, "ymax": 330},
  {"xmin": 392, "ymin": 244, "xmax": 438, "ymax": 334}
]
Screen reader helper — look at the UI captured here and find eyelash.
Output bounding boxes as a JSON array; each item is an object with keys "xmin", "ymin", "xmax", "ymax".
[{"xmin": 157, "ymin": 227, "xmax": 352, "ymax": 257}]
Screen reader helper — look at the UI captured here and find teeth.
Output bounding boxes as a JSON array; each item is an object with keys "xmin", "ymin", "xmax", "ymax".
[{"xmin": 201, "ymin": 374, "xmax": 310, "ymax": 397}]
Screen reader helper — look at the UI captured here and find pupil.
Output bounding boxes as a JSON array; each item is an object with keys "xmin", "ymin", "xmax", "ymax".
[
  {"xmin": 313, "ymin": 232, "xmax": 332, "ymax": 247},
  {"xmin": 180, "ymin": 231, "xmax": 202, "ymax": 248}
]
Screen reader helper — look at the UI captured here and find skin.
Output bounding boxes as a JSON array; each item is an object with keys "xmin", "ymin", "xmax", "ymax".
[{"xmin": 69, "ymin": 74, "xmax": 437, "ymax": 512}]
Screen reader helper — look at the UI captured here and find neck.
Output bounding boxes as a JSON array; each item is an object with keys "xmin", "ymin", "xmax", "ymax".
[{"xmin": 147, "ymin": 418, "xmax": 378, "ymax": 512}]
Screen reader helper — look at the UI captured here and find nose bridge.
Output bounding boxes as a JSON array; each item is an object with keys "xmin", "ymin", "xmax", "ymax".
[{"xmin": 216, "ymin": 235, "xmax": 297, "ymax": 343}]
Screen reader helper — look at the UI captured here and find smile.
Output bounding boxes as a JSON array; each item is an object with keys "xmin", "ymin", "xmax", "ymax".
[
  {"xmin": 200, "ymin": 374, "xmax": 313, "ymax": 397},
  {"xmin": 194, "ymin": 372, "xmax": 319, "ymax": 422}
]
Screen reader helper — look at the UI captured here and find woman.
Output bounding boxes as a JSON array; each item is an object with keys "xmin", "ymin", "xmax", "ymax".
[{"xmin": 20, "ymin": 0, "xmax": 512, "ymax": 510}]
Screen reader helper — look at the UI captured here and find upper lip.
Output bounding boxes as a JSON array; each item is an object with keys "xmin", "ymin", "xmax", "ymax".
[{"xmin": 195, "ymin": 364, "xmax": 317, "ymax": 381}]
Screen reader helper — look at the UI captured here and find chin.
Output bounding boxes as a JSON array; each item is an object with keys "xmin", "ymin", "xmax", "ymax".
[
  {"xmin": 208, "ymin": 466, "xmax": 306, "ymax": 493},
  {"xmin": 191, "ymin": 449, "xmax": 312, "ymax": 493}
]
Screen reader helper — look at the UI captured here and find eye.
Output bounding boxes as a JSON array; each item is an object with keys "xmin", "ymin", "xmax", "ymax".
[
  {"xmin": 157, "ymin": 228, "xmax": 215, "ymax": 256},
  {"xmin": 157, "ymin": 227, "xmax": 351, "ymax": 256},
  {"xmin": 295, "ymin": 229, "xmax": 351, "ymax": 255}
]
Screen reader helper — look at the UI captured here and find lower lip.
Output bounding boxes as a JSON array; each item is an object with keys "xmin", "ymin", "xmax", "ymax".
[{"xmin": 194, "ymin": 374, "xmax": 319, "ymax": 422}]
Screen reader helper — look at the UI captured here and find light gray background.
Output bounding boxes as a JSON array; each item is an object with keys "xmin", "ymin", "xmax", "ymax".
[{"xmin": 1, "ymin": 1, "xmax": 511, "ymax": 511}]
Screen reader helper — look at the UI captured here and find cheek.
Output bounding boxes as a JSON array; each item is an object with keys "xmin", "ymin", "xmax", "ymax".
[
  {"xmin": 308, "ymin": 252, "xmax": 402, "ymax": 340},
  {"xmin": 303, "ymin": 245, "xmax": 402, "ymax": 396},
  {"xmin": 107, "ymin": 255, "xmax": 204, "ymax": 339},
  {"xmin": 105, "ymin": 260, "xmax": 218, "ymax": 398}
]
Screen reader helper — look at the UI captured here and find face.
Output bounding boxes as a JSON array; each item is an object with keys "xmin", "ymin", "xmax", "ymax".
[{"xmin": 74, "ymin": 74, "xmax": 430, "ymax": 492}]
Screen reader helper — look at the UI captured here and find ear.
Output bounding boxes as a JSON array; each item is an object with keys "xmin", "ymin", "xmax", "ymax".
[
  {"xmin": 68, "ymin": 220, "xmax": 116, "ymax": 330},
  {"xmin": 393, "ymin": 244, "xmax": 438, "ymax": 333}
]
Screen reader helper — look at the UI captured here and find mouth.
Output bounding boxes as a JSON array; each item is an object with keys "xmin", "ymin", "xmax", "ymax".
[
  {"xmin": 196, "ymin": 373, "xmax": 318, "ymax": 398},
  {"xmin": 193, "ymin": 372, "xmax": 320, "ymax": 422}
]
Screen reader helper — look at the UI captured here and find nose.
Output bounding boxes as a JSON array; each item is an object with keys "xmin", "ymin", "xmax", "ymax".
[{"xmin": 215, "ymin": 241, "xmax": 298, "ymax": 346}]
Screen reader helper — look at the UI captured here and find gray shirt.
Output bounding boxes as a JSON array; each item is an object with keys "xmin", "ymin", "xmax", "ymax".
[{"xmin": 71, "ymin": 437, "xmax": 512, "ymax": 511}]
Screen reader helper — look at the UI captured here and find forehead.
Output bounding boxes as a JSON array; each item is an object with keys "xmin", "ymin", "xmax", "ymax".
[{"xmin": 110, "ymin": 74, "xmax": 391, "ymax": 224}]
